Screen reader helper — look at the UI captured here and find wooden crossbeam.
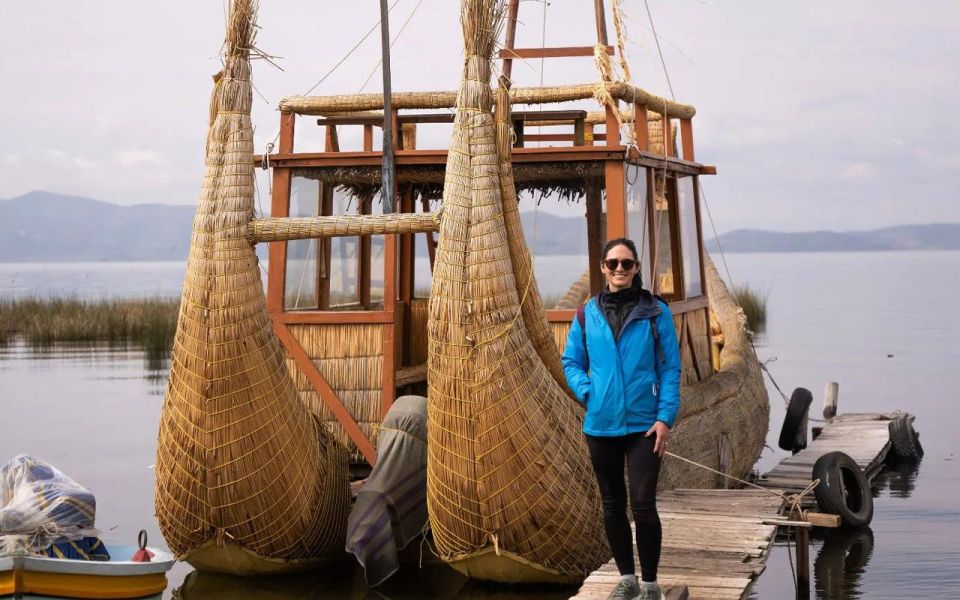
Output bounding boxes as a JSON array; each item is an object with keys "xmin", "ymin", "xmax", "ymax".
[{"xmin": 498, "ymin": 45, "xmax": 613, "ymax": 59}]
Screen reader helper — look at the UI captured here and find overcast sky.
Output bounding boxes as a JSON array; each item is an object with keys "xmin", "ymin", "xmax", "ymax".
[{"xmin": 1, "ymin": 0, "xmax": 957, "ymax": 233}]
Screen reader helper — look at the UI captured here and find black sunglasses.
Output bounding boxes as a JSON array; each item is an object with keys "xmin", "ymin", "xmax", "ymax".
[{"xmin": 602, "ymin": 258, "xmax": 637, "ymax": 271}]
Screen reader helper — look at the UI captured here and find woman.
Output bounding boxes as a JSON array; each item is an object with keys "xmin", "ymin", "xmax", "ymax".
[{"xmin": 562, "ymin": 238, "xmax": 682, "ymax": 600}]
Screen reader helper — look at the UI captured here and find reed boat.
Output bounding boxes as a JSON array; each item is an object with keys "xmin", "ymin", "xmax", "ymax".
[{"xmin": 155, "ymin": 0, "xmax": 769, "ymax": 582}]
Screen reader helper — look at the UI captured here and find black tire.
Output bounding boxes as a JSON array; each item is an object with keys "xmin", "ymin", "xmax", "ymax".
[
  {"xmin": 778, "ymin": 387, "xmax": 813, "ymax": 452},
  {"xmin": 888, "ymin": 414, "xmax": 923, "ymax": 460},
  {"xmin": 812, "ymin": 451, "xmax": 874, "ymax": 528}
]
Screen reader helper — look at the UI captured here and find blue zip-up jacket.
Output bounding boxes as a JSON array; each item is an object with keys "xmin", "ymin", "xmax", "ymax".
[{"xmin": 562, "ymin": 291, "xmax": 682, "ymax": 437}]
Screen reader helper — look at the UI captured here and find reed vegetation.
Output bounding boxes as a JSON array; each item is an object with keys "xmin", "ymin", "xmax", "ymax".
[
  {"xmin": 732, "ymin": 284, "xmax": 768, "ymax": 334},
  {"xmin": 0, "ymin": 297, "xmax": 179, "ymax": 354}
]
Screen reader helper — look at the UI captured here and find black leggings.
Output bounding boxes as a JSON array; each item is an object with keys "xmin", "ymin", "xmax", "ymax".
[{"xmin": 585, "ymin": 433, "xmax": 662, "ymax": 582}]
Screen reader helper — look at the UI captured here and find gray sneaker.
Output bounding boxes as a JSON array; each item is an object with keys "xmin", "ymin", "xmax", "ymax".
[
  {"xmin": 638, "ymin": 582, "xmax": 665, "ymax": 600},
  {"xmin": 607, "ymin": 578, "xmax": 640, "ymax": 600}
]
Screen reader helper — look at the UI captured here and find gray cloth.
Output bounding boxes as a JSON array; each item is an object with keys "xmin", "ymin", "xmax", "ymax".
[{"xmin": 346, "ymin": 395, "xmax": 428, "ymax": 586}]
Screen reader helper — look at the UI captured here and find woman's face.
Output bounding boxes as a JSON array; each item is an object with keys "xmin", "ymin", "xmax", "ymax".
[{"xmin": 601, "ymin": 244, "xmax": 638, "ymax": 292}]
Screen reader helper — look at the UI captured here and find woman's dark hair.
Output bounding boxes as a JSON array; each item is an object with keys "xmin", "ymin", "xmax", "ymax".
[
  {"xmin": 602, "ymin": 237, "xmax": 639, "ymax": 261},
  {"xmin": 601, "ymin": 237, "xmax": 643, "ymax": 289}
]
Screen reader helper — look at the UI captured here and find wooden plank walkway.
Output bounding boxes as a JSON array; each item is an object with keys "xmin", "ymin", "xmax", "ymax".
[
  {"xmin": 571, "ymin": 489, "xmax": 786, "ymax": 600},
  {"xmin": 757, "ymin": 411, "xmax": 902, "ymax": 500}
]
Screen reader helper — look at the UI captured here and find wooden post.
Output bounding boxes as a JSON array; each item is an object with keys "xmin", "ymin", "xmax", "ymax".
[
  {"xmin": 680, "ymin": 118, "xmax": 694, "ymax": 162},
  {"xmin": 379, "ymin": 0, "xmax": 396, "ymax": 214},
  {"xmin": 604, "ymin": 160, "xmax": 627, "ymax": 239},
  {"xmin": 824, "ymin": 381, "xmax": 839, "ymax": 420},
  {"xmin": 585, "ymin": 181, "xmax": 604, "ymax": 294},
  {"xmin": 795, "ymin": 525, "xmax": 810, "ymax": 593},
  {"xmin": 502, "ymin": 0, "xmax": 520, "ymax": 80},
  {"xmin": 359, "ymin": 194, "xmax": 372, "ymax": 308},
  {"xmin": 634, "ymin": 103, "xmax": 649, "ymax": 152},
  {"xmin": 363, "ymin": 124, "xmax": 374, "ymax": 152},
  {"xmin": 267, "ymin": 112, "xmax": 295, "ymax": 314},
  {"xmin": 594, "ymin": 0, "xmax": 609, "ymax": 46}
]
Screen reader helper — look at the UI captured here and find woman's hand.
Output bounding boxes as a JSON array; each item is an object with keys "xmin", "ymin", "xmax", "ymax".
[{"xmin": 645, "ymin": 421, "xmax": 671, "ymax": 457}]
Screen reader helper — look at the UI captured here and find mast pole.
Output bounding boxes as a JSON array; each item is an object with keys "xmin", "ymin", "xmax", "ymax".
[
  {"xmin": 594, "ymin": 0, "xmax": 609, "ymax": 45},
  {"xmin": 379, "ymin": 0, "xmax": 396, "ymax": 213},
  {"xmin": 501, "ymin": 0, "xmax": 520, "ymax": 80}
]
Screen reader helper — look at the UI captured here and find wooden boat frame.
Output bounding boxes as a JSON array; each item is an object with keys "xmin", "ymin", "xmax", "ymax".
[{"xmin": 255, "ymin": 96, "xmax": 717, "ymax": 465}]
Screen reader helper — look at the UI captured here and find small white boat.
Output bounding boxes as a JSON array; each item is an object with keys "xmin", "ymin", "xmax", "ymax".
[{"xmin": 0, "ymin": 544, "xmax": 175, "ymax": 599}]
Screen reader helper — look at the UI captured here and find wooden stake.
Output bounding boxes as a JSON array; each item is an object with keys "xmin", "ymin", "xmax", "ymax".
[
  {"xmin": 824, "ymin": 381, "xmax": 839, "ymax": 420},
  {"xmin": 795, "ymin": 525, "xmax": 810, "ymax": 593}
]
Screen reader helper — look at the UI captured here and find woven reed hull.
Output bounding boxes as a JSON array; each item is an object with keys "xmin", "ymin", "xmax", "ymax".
[{"xmin": 154, "ymin": 0, "xmax": 350, "ymax": 575}]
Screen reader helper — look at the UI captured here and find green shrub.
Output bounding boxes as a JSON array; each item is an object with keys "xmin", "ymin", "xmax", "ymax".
[{"xmin": 732, "ymin": 285, "xmax": 768, "ymax": 334}]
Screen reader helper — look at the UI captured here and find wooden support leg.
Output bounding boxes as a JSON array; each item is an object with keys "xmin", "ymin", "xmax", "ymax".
[{"xmin": 795, "ymin": 525, "xmax": 810, "ymax": 595}]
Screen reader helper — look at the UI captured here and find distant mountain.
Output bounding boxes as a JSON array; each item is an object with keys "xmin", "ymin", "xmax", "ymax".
[
  {"xmin": 0, "ymin": 191, "xmax": 590, "ymax": 262},
  {"xmin": 9, "ymin": 191, "xmax": 952, "ymax": 261},
  {"xmin": 0, "ymin": 191, "xmax": 195, "ymax": 262},
  {"xmin": 706, "ymin": 224, "xmax": 960, "ymax": 253}
]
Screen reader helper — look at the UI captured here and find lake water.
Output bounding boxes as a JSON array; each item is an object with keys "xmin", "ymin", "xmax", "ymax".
[{"xmin": 1, "ymin": 251, "xmax": 958, "ymax": 599}]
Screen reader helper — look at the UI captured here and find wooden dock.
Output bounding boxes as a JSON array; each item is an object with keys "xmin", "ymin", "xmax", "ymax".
[
  {"xmin": 571, "ymin": 489, "xmax": 786, "ymax": 600},
  {"xmin": 757, "ymin": 411, "xmax": 904, "ymax": 500}
]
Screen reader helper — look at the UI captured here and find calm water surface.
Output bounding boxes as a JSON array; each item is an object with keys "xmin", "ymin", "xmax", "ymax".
[{"xmin": 1, "ymin": 251, "xmax": 958, "ymax": 598}]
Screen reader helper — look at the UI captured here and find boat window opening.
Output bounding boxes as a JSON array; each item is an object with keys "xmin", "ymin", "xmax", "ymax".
[
  {"xmin": 282, "ymin": 173, "xmax": 386, "ymax": 312},
  {"xmin": 413, "ymin": 197, "xmax": 436, "ymax": 299},
  {"xmin": 517, "ymin": 188, "xmax": 590, "ymax": 309},
  {"xmin": 678, "ymin": 175, "xmax": 703, "ymax": 298},
  {"xmin": 285, "ymin": 176, "xmax": 320, "ymax": 310},
  {"xmin": 652, "ymin": 173, "xmax": 679, "ymax": 300},
  {"xmin": 625, "ymin": 162, "xmax": 652, "ymax": 286}
]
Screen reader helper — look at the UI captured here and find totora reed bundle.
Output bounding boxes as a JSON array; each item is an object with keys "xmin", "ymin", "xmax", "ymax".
[
  {"xmin": 426, "ymin": 0, "xmax": 609, "ymax": 583},
  {"xmin": 154, "ymin": 0, "xmax": 349, "ymax": 574}
]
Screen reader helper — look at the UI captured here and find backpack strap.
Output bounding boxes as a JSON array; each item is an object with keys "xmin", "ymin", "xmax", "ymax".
[
  {"xmin": 576, "ymin": 302, "xmax": 589, "ymax": 370},
  {"xmin": 650, "ymin": 318, "xmax": 666, "ymax": 365}
]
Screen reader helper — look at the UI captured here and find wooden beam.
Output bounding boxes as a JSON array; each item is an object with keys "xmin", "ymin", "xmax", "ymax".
[
  {"xmin": 363, "ymin": 124, "xmax": 373, "ymax": 151},
  {"xmin": 523, "ymin": 133, "xmax": 576, "ymax": 142},
  {"xmin": 605, "ymin": 161, "xmax": 627, "ymax": 238},
  {"xmin": 421, "ymin": 196, "xmax": 436, "ymax": 271},
  {"xmin": 275, "ymin": 323, "xmax": 377, "ymax": 464},
  {"xmin": 381, "ymin": 232, "xmax": 397, "ymax": 417},
  {"xmin": 497, "ymin": 45, "xmax": 613, "ymax": 59},
  {"xmin": 272, "ymin": 311, "xmax": 393, "ymax": 324},
  {"xmin": 634, "ymin": 102, "xmax": 649, "ymax": 151},
  {"xmin": 266, "ymin": 112, "xmax": 295, "ymax": 314},
  {"xmin": 586, "ymin": 181, "xmax": 604, "ymax": 295},
  {"xmin": 680, "ymin": 118, "xmax": 694, "ymax": 162},
  {"xmin": 604, "ymin": 105, "xmax": 620, "ymax": 146},
  {"xmin": 594, "ymin": 0, "xmax": 609, "ymax": 45},
  {"xmin": 359, "ymin": 194, "xmax": 372, "ymax": 308},
  {"xmin": 806, "ymin": 512, "xmax": 841, "ymax": 528},
  {"xmin": 796, "ymin": 525, "xmax": 810, "ymax": 593},
  {"xmin": 546, "ymin": 309, "xmax": 576, "ymax": 323},
  {"xmin": 501, "ymin": 0, "xmax": 520, "ymax": 80}
]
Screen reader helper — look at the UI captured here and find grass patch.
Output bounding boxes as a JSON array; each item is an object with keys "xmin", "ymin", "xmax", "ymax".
[
  {"xmin": 732, "ymin": 285, "xmax": 768, "ymax": 334},
  {"xmin": 0, "ymin": 297, "xmax": 179, "ymax": 355}
]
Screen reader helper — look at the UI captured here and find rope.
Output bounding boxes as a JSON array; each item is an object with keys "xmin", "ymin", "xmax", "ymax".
[
  {"xmin": 301, "ymin": 0, "xmax": 402, "ymax": 97},
  {"xmin": 664, "ymin": 450, "xmax": 820, "ymax": 517},
  {"xmin": 642, "ymin": 0, "xmax": 675, "ymax": 101},
  {"xmin": 358, "ymin": 0, "xmax": 426, "ymax": 93}
]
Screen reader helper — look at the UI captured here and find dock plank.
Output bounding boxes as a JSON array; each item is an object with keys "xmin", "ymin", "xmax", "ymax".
[
  {"xmin": 758, "ymin": 412, "xmax": 904, "ymax": 497},
  {"xmin": 570, "ymin": 489, "xmax": 783, "ymax": 600}
]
